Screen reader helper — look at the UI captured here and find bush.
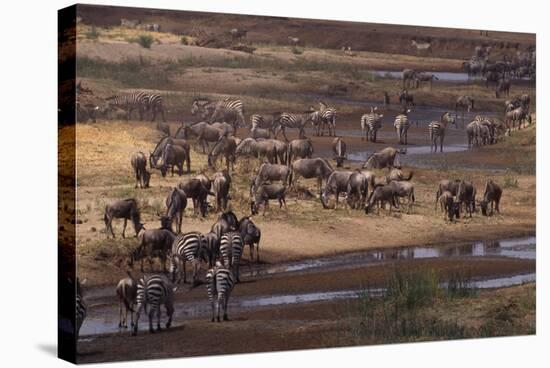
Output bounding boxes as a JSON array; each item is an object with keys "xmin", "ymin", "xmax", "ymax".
[
  {"xmin": 137, "ymin": 34, "xmax": 154, "ymax": 49},
  {"xmin": 291, "ymin": 46, "xmax": 303, "ymax": 55},
  {"xmin": 503, "ymin": 176, "xmax": 519, "ymax": 188}
]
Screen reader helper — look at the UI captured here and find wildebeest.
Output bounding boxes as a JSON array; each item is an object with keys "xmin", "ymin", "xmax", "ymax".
[
  {"xmin": 289, "ymin": 158, "xmax": 334, "ymax": 195},
  {"xmin": 203, "ymin": 231, "xmax": 220, "ymax": 267},
  {"xmin": 129, "ymin": 226, "xmax": 176, "ymax": 272},
  {"xmin": 415, "ymin": 72, "xmax": 439, "ymax": 90},
  {"xmin": 364, "ymin": 185, "xmax": 397, "ymax": 214},
  {"xmin": 159, "ymin": 144, "xmax": 188, "ymax": 177},
  {"xmin": 402, "ymin": 68, "xmax": 417, "ymax": 88},
  {"xmin": 104, "ymin": 199, "xmax": 143, "ymax": 238},
  {"xmin": 236, "ymin": 138, "xmax": 277, "ymax": 164},
  {"xmin": 362, "ymin": 147, "xmax": 402, "ymax": 170},
  {"xmin": 211, "ymin": 211, "xmax": 239, "ymax": 239},
  {"xmin": 254, "ymin": 163, "xmax": 291, "ymax": 189},
  {"xmin": 347, "ymin": 170, "xmax": 369, "ymax": 209},
  {"xmin": 150, "ymin": 136, "xmax": 191, "ymax": 174},
  {"xmin": 321, "ymin": 171, "xmax": 353, "ymax": 209},
  {"xmin": 212, "ymin": 170, "xmax": 232, "ymax": 212},
  {"xmin": 287, "ymin": 138, "xmax": 314, "ymax": 164},
  {"xmin": 238, "ymin": 216, "xmax": 261, "ymax": 262},
  {"xmin": 480, "ymin": 179, "xmax": 502, "ymax": 216},
  {"xmin": 332, "ymin": 137, "xmax": 347, "ymax": 167},
  {"xmin": 268, "ymin": 139, "xmax": 288, "ymax": 165},
  {"xmin": 116, "ymin": 272, "xmax": 137, "ymax": 328},
  {"xmin": 386, "ymin": 168, "xmax": 413, "ymax": 183},
  {"xmin": 435, "ymin": 179, "xmax": 464, "ymax": 209},
  {"xmin": 505, "ymin": 106, "xmax": 531, "ymax": 132},
  {"xmin": 165, "ymin": 188, "xmax": 187, "ymax": 234},
  {"xmin": 496, "ymin": 78, "xmax": 511, "ymax": 98},
  {"xmin": 387, "ymin": 180, "xmax": 415, "ymax": 214},
  {"xmin": 177, "ymin": 122, "xmax": 224, "ymax": 153},
  {"xmin": 457, "ymin": 180, "xmax": 476, "ymax": 217},
  {"xmin": 131, "ymin": 152, "xmax": 151, "ymax": 189},
  {"xmin": 251, "ymin": 183, "xmax": 288, "ymax": 216},
  {"xmin": 437, "ymin": 191, "xmax": 461, "ymax": 221},
  {"xmin": 178, "ymin": 178, "xmax": 212, "ymax": 217},
  {"xmin": 399, "ymin": 89, "xmax": 414, "ymax": 107},
  {"xmin": 208, "ymin": 135, "xmax": 237, "ymax": 172}
]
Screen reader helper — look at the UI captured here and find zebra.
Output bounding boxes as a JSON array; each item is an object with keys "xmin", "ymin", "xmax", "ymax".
[
  {"xmin": 275, "ymin": 111, "xmax": 315, "ymax": 141},
  {"xmin": 206, "ymin": 262, "xmax": 235, "ymax": 322},
  {"xmin": 428, "ymin": 112, "xmax": 456, "ymax": 152},
  {"xmin": 212, "ymin": 98, "xmax": 245, "ymax": 131},
  {"xmin": 360, "ymin": 107, "xmax": 383, "ymax": 142},
  {"xmin": 455, "ymin": 95, "xmax": 474, "ymax": 127},
  {"xmin": 394, "ymin": 109, "xmax": 411, "ymax": 145},
  {"xmin": 169, "ymin": 232, "xmax": 210, "ymax": 285},
  {"xmin": 116, "ymin": 272, "xmax": 137, "ymax": 328},
  {"xmin": 144, "ymin": 93, "xmax": 166, "ymax": 122},
  {"xmin": 76, "ymin": 278, "xmax": 87, "ymax": 339},
  {"xmin": 132, "ymin": 274, "xmax": 175, "ymax": 335},
  {"xmin": 220, "ymin": 231, "xmax": 244, "ymax": 283},
  {"xmin": 317, "ymin": 101, "xmax": 337, "ymax": 136},
  {"xmin": 105, "ymin": 92, "xmax": 148, "ymax": 120}
]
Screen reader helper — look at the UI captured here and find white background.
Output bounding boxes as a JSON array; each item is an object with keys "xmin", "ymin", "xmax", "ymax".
[{"xmin": 0, "ymin": 0, "xmax": 546, "ymax": 366}]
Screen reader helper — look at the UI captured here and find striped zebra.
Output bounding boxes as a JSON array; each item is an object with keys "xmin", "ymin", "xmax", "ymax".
[
  {"xmin": 317, "ymin": 101, "xmax": 337, "ymax": 136},
  {"xmin": 220, "ymin": 232, "xmax": 244, "ymax": 283},
  {"xmin": 105, "ymin": 92, "xmax": 148, "ymax": 120},
  {"xmin": 206, "ymin": 262, "xmax": 235, "ymax": 322},
  {"xmin": 428, "ymin": 112, "xmax": 456, "ymax": 152},
  {"xmin": 76, "ymin": 278, "xmax": 87, "ymax": 339},
  {"xmin": 169, "ymin": 232, "xmax": 210, "ymax": 285},
  {"xmin": 144, "ymin": 93, "xmax": 166, "ymax": 122},
  {"xmin": 275, "ymin": 111, "xmax": 315, "ymax": 141},
  {"xmin": 132, "ymin": 274, "xmax": 175, "ymax": 335},
  {"xmin": 394, "ymin": 109, "xmax": 411, "ymax": 145},
  {"xmin": 360, "ymin": 107, "xmax": 384, "ymax": 142}
]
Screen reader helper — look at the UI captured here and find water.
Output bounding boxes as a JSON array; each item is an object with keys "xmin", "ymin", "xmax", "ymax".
[
  {"xmin": 346, "ymin": 144, "xmax": 470, "ymax": 162},
  {"xmin": 372, "ymin": 70, "xmax": 470, "ymax": 82}
]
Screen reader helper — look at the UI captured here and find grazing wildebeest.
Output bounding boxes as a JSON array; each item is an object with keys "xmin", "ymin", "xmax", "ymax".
[
  {"xmin": 387, "ymin": 180, "xmax": 415, "ymax": 214},
  {"xmin": 254, "ymin": 163, "xmax": 291, "ymax": 189},
  {"xmin": 150, "ymin": 136, "xmax": 191, "ymax": 174},
  {"xmin": 415, "ymin": 72, "xmax": 439, "ymax": 90},
  {"xmin": 386, "ymin": 168, "xmax": 413, "ymax": 183},
  {"xmin": 178, "ymin": 178, "xmax": 212, "ymax": 217},
  {"xmin": 165, "ymin": 188, "xmax": 187, "ymax": 234},
  {"xmin": 289, "ymin": 158, "xmax": 334, "ymax": 195},
  {"xmin": 428, "ymin": 112, "xmax": 456, "ymax": 153},
  {"xmin": 402, "ymin": 68, "xmax": 417, "ymax": 88},
  {"xmin": 346, "ymin": 170, "xmax": 369, "ymax": 209},
  {"xmin": 480, "ymin": 180, "xmax": 502, "ymax": 216},
  {"xmin": 250, "ymin": 183, "xmax": 288, "ymax": 216},
  {"xmin": 399, "ymin": 89, "xmax": 414, "ymax": 107},
  {"xmin": 211, "ymin": 211, "xmax": 239, "ymax": 239},
  {"xmin": 156, "ymin": 121, "xmax": 171, "ymax": 136},
  {"xmin": 208, "ymin": 135, "xmax": 237, "ymax": 171},
  {"xmin": 159, "ymin": 144, "xmax": 188, "ymax": 177},
  {"xmin": 332, "ymin": 137, "xmax": 347, "ymax": 167},
  {"xmin": 129, "ymin": 226, "xmax": 176, "ymax": 272},
  {"xmin": 230, "ymin": 28, "xmax": 248, "ymax": 42},
  {"xmin": 364, "ymin": 185, "xmax": 397, "ymax": 214},
  {"xmin": 362, "ymin": 147, "xmax": 402, "ymax": 170},
  {"xmin": 457, "ymin": 181, "xmax": 476, "ymax": 217},
  {"xmin": 131, "ymin": 152, "xmax": 151, "ymax": 189},
  {"xmin": 235, "ymin": 138, "xmax": 277, "ymax": 164},
  {"xmin": 178, "ymin": 122, "xmax": 223, "ymax": 153},
  {"xmin": 287, "ymin": 138, "xmax": 314, "ymax": 164},
  {"xmin": 496, "ymin": 78, "xmax": 511, "ymax": 98},
  {"xmin": 238, "ymin": 216, "xmax": 262, "ymax": 262},
  {"xmin": 212, "ymin": 170, "xmax": 232, "ymax": 212},
  {"xmin": 321, "ymin": 171, "xmax": 353, "ymax": 209},
  {"xmin": 116, "ymin": 271, "xmax": 137, "ymax": 329},
  {"xmin": 438, "ymin": 191, "xmax": 461, "ymax": 221},
  {"xmin": 104, "ymin": 199, "xmax": 143, "ymax": 238}
]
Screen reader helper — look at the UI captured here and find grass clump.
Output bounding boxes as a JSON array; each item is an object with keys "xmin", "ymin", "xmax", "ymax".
[
  {"xmin": 503, "ymin": 176, "xmax": 519, "ymax": 189},
  {"xmin": 136, "ymin": 34, "xmax": 154, "ymax": 49}
]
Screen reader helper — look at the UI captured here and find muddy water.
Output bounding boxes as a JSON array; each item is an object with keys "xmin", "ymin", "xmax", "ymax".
[
  {"xmin": 372, "ymin": 70, "xmax": 471, "ymax": 82},
  {"xmin": 80, "ymin": 236, "xmax": 535, "ymax": 337}
]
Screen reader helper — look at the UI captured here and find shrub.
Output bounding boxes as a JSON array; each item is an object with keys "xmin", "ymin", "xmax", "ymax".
[
  {"xmin": 291, "ymin": 46, "xmax": 303, "ymax": 55},
  {"xmin": 137, "ymin": 34, "xmax": 154, "ymax": 49},
  {"xmin": 503, "ymin": 176, "xmax": 519, "ymax": 188}
]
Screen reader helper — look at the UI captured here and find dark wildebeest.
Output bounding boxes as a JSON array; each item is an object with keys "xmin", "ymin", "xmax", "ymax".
[
  {"xmin": 129, "ymin": 226, "xmax": 176, "ymax": 272},
  {"xmin": 236, "ymin": 138, "xmax": 277, "ymax": 164},
  {"xmin": 435, "ymin": 179, "xmax": 464, "ymax": 209},
  {"xmin": 165, "ymin": 188, "xmax": 187, "ymax": 233},
  {"xmin": 387, "ymin": 180, "xmax": 415, "ymax": 214},
  {"xmin": 386, "ymin": 168, "xmax": 413, "ymax": 183},
  {"xmin": 177, "ymin": 122, "xmax": 223, "ymax": 153},
  {"xmin": 347, "ymin": 170, "xmax": 369, "ymax": 209},
  {"xmin": 131, "ymin": 152, "xmax": 151, "ymax": 188},
  {"xmin": 250, "ymin": 183, "xmax": 288, "ymax": 216},
  {"xmin": 485, "ymin": 71, "xmax": 502, "ymax": 89},
  {"xmin": 415, "ymin": 72, "xmax": 439, "ymax": 90},
  {"xmin": 212, "ymin": 170, "xmax": 232, "ymax": 212},
  {"xmin": 178, "ymin": 178, "xmax": 212, "ymax": 217},
  {"xmin": 364, "ymin": 185, "xmax": 397, "ymax": 214},
  {"xmin": 203, "ymin": 231, "xmax": 220, "ymax": 267},
  {"xmin": 287, "ymin": 138, "xmax": 314, "ymax": 164},
  {"xmin": 332, "ymin": 137, "xmax": 347, "ymax": 167},
  {"xmin": 268, "ymin": 139, "xmax": 288, "ymax": 165},
  {"xmin": 289, "ymin": 158, "xmax": 334, "ymax": 196},
  {"xmin": 208, "ymin": 135, "xmax": 237, "ymax": 172},
  {"xmin": 238, "ymin": 216, "xmax": 262, "ymax": 262},
  {"xmin": 480, "ymin": 180, "xmax": 502, "ymax": 216},
  {"xmin": 104, "ymin": 199, "xmax": 143, "ymax": 238},
  {"xmin": 321, "ymin": 171, "xmax": 353, "ymax": 209},
  {"xmin": 254, "ymin": 163, "xmax": 291, "ymax": 188},
  {"xmin": 437, "ymin": 191, "xmax": 461, "ymax": 222},
  {"xmin": 211, "ymin": 122, "xmax": 235, "ymax": 136},
  {"xmin": 399, "ymin": 89, "xmax": 414, "ymax": 107},
  {"xmin": 159, "ymin": 144, "xmax": 188, "ymax": 177},
  {"xmin": 150, "ymin": 137, "xmax": 191, "ymax": 174},
  {"xmin": 211, "ymin": 211, "xmax": 239, "ymax": 239},
  {"xmin": 116, "ymin": 271, "xmax": 137, "ymax": 328},
  {"xmin": 457, "ymin": 181, "xmax": 476, "ymax": 217},
  {"xmin": 402, "ymin": 68, "xmax": 417, "ymax": 88},
  {"xmin": 496, "ymin": 78, "xmax": 511, "ymax": 98},
  {"xmin": 362, "ymin": 147, "xmax": 403, "ymax": 170}
]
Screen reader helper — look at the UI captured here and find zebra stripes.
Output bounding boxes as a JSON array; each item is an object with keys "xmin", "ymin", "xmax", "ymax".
[
  {"xmin": 145, "ymin": 93, "xmax": 166, "ymax": 122},
  {"xmin": 206, "ymin": 262, "xmax": 235, "ymax": 322},
  {"xmin": 361, "ymin": 109, "xmax": 383, "ymax": 142},
  {"xmin": 317, "ymin": 102, "xmax": 337, "ymax": 136},
  {"xmin": 276, "ymin": 112, "xmax": 311, "ymax": 140},
  {"xmin": 428, "ymin": 112, "xmax": 456, "ymax": 152},
  {"xmin": 394, "ymin": 110, "xmax": 410, "ymax": 145},
  {"xmin": 106, "ymin": 92, "xmax": 164, "ymax": 121},
  {"xmin": 170, "ymin": 232, "xmax": 208, "ymax": 284},
  {"xmin": 220, "ymin": 232, "xmax": 244, "ymax": 283},
  {"xmin": 132, "ymin": 274, "xmax": 175, "ymax": 335}
]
